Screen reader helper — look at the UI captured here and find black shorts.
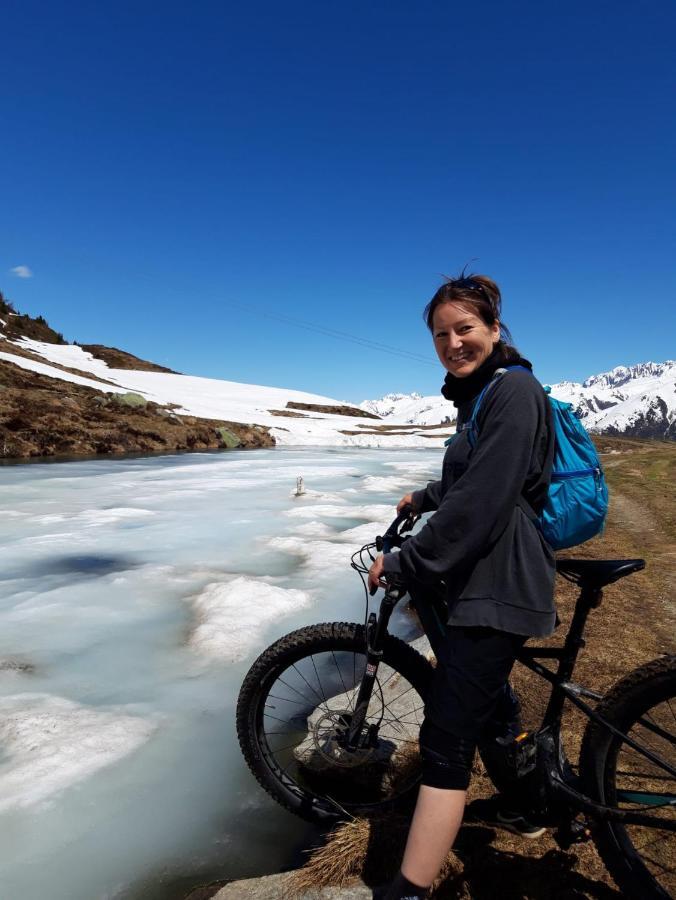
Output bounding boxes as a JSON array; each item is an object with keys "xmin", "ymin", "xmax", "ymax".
[{"xmin": 424, "ymin": 625, "xmax": 526, "ymax": 741}]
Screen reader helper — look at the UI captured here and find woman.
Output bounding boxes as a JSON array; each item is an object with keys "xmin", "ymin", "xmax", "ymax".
[{"xmin": 368, "ymin": 273, "xmax": 556, "ymax": 900}]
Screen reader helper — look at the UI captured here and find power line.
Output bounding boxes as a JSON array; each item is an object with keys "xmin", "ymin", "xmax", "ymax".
[{"xmin": 228, "ymin": 302, "xmax": 438, "ymax": 367}]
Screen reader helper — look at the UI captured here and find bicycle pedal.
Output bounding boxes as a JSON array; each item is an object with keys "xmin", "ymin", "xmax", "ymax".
[{"xmin": 553, "ymin": 819, "xmax": 592, "ymax": 849}]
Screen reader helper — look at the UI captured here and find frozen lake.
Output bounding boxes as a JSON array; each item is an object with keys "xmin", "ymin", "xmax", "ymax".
[{"xmin": 0, "ymin": 447, "xmax": 439, "ymax": 900}]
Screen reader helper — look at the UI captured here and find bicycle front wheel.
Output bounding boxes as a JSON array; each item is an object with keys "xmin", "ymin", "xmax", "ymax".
[
  {"xmin": 580, "ymin": 654, "xmax": 676, "ymax": 899},
  {"xmin": 236, "ymin": 622, "xmax": 433, "ymax": 824}
]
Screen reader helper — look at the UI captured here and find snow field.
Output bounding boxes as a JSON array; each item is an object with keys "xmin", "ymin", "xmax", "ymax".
[{"xmin": 3, "ymin": 337, "xmax": 449, "ymax": 447}]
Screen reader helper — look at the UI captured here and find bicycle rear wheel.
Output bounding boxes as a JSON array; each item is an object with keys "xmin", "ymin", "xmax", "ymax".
[
  {"xmin": 236, "ymin": 622, "xmax": 433, "ymax": 824},
  {"xmin": 580, "ymin": 655, "xmax": 676, "ymax": 899}
]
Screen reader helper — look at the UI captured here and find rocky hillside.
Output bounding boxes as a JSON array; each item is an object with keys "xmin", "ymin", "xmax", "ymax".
[
  {"xmin": 0, "ymin": 293, "xmax": 273, "ymax": 458},
  {"xmin": 0, "ymin": 359, "xmax": 273, "ymax": 459},
  {"xmin": 0, "ymin": 292, "xmax": 66, "ymax": 344}
]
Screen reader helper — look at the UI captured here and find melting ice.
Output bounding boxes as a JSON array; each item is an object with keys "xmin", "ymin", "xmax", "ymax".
[{"xmin": 0, "ymin": 447, "xmax": 438, "ymax": 900}]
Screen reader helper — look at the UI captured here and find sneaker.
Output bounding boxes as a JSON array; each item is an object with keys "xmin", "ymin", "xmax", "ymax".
[{"xmin": 465, "ymin": 796, "xmax": 546, "ymax": 840}]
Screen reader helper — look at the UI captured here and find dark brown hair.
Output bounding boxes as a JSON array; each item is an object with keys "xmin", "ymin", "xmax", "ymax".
[{"xmin": 423, "ymin": 272, "xmax": 521, "ymax": 362}]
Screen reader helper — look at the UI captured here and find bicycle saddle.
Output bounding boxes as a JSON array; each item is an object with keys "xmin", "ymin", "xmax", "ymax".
[{"xmin": 556, "ymin": 558, "xmax": 645, "ymax": 588}]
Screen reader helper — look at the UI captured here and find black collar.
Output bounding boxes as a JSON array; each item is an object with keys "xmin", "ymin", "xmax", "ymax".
[{"xmin": 441, "ymin": 347, "xmax": 532, "ymax": 408}]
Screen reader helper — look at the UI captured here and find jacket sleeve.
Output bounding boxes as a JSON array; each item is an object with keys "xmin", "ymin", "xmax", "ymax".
[
  {"xmin": 383, "ymin": 371, "xmax": 544, "ymax": 583},
  {"xmin": 412, "ymin": 482, "xmax": 442, "ymax": 513}
]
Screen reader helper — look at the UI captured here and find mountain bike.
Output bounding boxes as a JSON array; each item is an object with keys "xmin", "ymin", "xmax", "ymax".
[{"xmin": 236, "ymin": 509, "xmax": 676, "ymax": 899}]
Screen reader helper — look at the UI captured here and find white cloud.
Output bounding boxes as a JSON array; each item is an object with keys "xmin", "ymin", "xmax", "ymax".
[{"xmin": 10, "ymin": 265, "xmax": 33, "ymax": 279}]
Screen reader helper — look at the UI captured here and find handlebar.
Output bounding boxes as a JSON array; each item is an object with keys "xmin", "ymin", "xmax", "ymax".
[{"xmin": 368, "ymin": 505, "xmax": 420, "ymax": 595}]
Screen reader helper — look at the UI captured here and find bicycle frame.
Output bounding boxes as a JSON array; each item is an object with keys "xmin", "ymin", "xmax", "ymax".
[{"xmin": 351, "ymin": 575, "xmax": 675, "ymax": 833}]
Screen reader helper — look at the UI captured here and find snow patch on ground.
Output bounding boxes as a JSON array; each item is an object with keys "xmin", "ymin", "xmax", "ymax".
[
  {"xmin": 268, "ymin": 536, "xmax": 354, "ymax": 573},
  {"xmin": 188, "ymin": 577, "xmax": 313, "ymax": 663},
  {"xmin": 289, "ymin": 521, "xmax": 338, "ymax": 538},
  {"xmin": 360, "ymin": 474, "xmax": 411, "ymax": 493},
  {"xmin": 332, "ymin": 521, "xmax": 392, "ymax": 544},
  {"xmin": 284, "ymin": 503, "xmax": 393, "ymax": 520}
]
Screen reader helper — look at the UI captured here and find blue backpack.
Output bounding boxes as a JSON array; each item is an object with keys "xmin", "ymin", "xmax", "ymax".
[{"xmin": 465, "ymin": 365, "xmax": 609, "ymax": 550}]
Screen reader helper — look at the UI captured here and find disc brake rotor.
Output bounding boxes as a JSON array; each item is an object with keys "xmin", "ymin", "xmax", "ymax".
[{"xmin": 312, "ymin": 709, "xmax": 377, "ymax": 768}]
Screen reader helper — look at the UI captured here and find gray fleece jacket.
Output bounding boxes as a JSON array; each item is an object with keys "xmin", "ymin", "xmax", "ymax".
[{"xmin": 382, "ymin": 366, "xmax": 557, "ymax": 637}]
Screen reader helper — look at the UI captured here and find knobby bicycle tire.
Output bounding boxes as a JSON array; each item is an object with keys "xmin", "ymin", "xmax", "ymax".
[
  {"xmin": 579, "ymin": 654, "xmax": 676, "ymax": 900},
  {"xmin": 236, "ymin": 622, "xmax": 433, "ymax": 824}
]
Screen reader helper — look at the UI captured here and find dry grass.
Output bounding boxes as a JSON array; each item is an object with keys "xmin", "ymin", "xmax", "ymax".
[
  {"xmin": 289, "ymin": 437, "xmax": 675, "ymax": 898},
  {"xmin": 287, "ymin": 816, "xmax": 463, "ymax": 897}
]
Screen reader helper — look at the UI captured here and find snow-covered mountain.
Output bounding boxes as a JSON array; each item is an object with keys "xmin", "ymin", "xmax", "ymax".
[
  {"xmin": 359, "ymin": 392, "xmax": 454, "ymax": 426},
  {"xmin": 361, "ymin": 361, "xmax": 676, "ymax": 440}
]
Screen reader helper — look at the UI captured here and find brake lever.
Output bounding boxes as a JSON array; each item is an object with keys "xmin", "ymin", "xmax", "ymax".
[
  {"xmin": 400, "ymin": 512, "xmax": 420, "ymax": 534},
  {"xmin": 377, "ymin": 506, "xmax": 420, "ymax": 554}
]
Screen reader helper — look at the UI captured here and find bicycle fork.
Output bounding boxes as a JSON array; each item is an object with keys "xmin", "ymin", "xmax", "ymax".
[{"xmin": 344, "ymin": 586, "xmax": 405, "ymax": 749}]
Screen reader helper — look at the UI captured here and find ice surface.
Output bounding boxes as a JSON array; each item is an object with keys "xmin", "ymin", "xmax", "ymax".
[
  {"xmin": 0, "ymin": 693, "xmax": 156, "ymax": 812},
  {"xmin": 0, "ymin": 447, "xmax": 438, "ymax": 899},
  {"xmin": 32, "ymin": 507, "xmax": 156, "ymax": 527}
]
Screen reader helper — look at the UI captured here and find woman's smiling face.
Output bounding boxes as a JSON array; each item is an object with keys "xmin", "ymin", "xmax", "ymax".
[{"xmin": 432, "ymin": 302, "xmax": 501, "ymax": 378}]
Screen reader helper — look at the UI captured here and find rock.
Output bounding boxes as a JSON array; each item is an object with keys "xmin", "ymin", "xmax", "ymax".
[
  {"xmin": 0, "ymin": 658, "xmax": 35, "ymax": 673},
  {"xmin": 215, "ymin": 426, "xmax": 242, "ymax": 449},
  {"xmin": 211, "ymin": 873, "xmax": 371, "ymax": 899},
  {"xmin": 111, "ymin": 392, "xmax": 148, "ymax": 408}
]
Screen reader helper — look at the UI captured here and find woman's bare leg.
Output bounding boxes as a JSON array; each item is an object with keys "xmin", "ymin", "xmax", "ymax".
[{"xmin": 400, "ymin": 786, "xmax": 466, "ymax": 887}]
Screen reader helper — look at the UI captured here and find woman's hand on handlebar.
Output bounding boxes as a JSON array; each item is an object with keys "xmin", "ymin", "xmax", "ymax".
[
  {"xmin": 367, "ymin": 555, "xmax": 386, "ymax": 594},
  {"xmin": 397, "ymin": 493, "xmax": 418, "ymax": 515}
]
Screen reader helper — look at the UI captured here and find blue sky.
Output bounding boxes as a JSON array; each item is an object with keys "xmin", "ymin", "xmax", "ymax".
[{"xmin": 2, "ymin": 1, "xmax": 675, "ymax": 402}]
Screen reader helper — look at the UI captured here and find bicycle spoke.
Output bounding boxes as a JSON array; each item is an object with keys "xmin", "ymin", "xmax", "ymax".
[
  {"xmin": 289, "ymin": 663, "xmax": 328, "ymax": 709},
  {"xmin": 331, "ymin": 649, "xmax": 351, "ymax": 706},
  {"xmin": 309, "ymin": 655, "xmax": 329, "ymax": 707},
  {"xmin": 640, "ymin": 710, "xmax": 676, "ymax": 745},
  {"xmin": 277, "ymin": 673, "xmax": 327, "ymax": 712},
  {"xmin": 268, "ymin": 739, "xmax": 305, "ymax": 754},
  {"xmin": 267, "ymin": 693, "xmax": 311, "ymax": 707},
  {"xmin": 379, "ymin": 682, "xmax": 419, "ymax": 712},
  {"xmin": 263, "ymin": 711, "xmax": 305, "ymax": 727}
]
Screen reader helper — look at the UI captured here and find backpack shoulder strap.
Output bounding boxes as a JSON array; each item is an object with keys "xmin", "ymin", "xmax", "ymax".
[
  {"xmin": 466, "ymin": 365, "xmax": 531, "ymax": 449},
  {"xmin": 465, "ymin": 365, "xmax": 543, "ymax": 529}
]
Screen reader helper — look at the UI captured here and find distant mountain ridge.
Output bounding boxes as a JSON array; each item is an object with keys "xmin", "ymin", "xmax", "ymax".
[
  {"xmin": 1, "ymin": 289, "xmax": 673, "ymax": 451},
  {"xmin": 361, "ymin": 360, "xmax": 676, "ymax": 440}
]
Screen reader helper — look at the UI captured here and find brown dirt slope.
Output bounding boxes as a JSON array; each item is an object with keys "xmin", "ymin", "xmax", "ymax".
[
  {"xmin": 288, "ymin": 435, "xmax": 675, "ymax": 900},
  {"xmin": 286, "ymin": 401, "xmax": 380, "ymax": 419},
  {"xmin": 80, "ymin": 344, "xmax": 178, "ymax": 373},
  {"xmin": 0, "ymin": 359, "xmax": 273, "ymax": 459}
]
